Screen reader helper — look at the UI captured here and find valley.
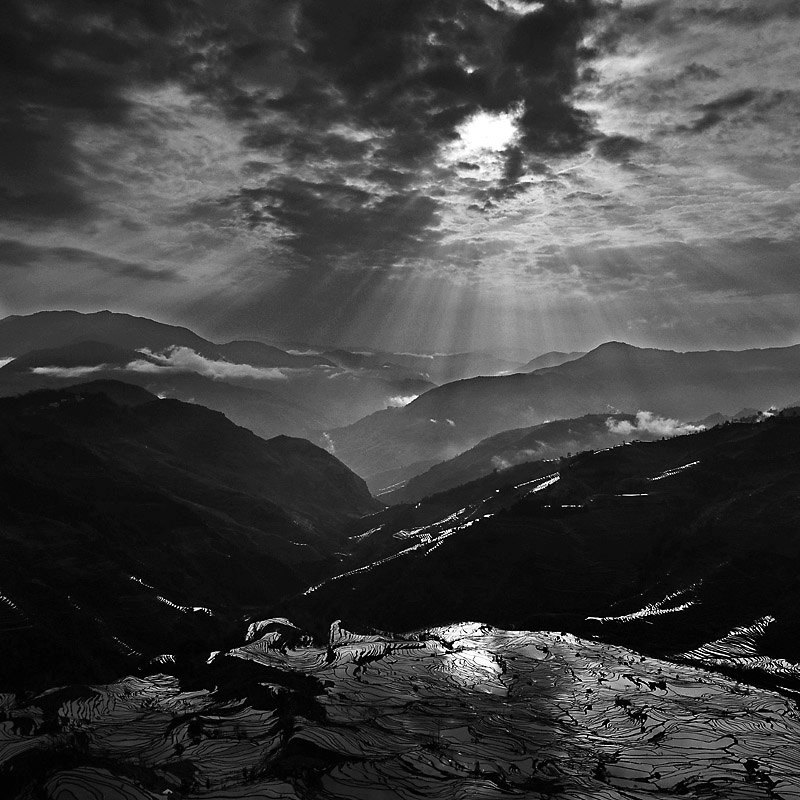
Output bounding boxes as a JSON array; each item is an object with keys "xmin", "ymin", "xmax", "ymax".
[
  {"xmin": 4, "ymin": 2, "xmax": 800, "ymax": 796},
  {"xmin": 1, "ymin": 311, "xmax": 800, "ymax": 798}
]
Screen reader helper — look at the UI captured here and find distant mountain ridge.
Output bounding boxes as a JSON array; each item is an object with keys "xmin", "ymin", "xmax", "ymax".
[
  {"xmin": 521, "ymin": 349, "xmax": 585, "ymax": 371},
  {"xmin": 327, "ymin": 340, "xmax": 800, "ymax": 480},
  {"xmin": 384, "ymin": 412, "xmax": 671, "ymax": 503},
  {"xmin": 278, "ymin": 343, "xmax": 530, "ymax": 381},
  {"xmin": 0, "ymin": 309, "xmax": 333, "ymax": 368},
  {"xmin": 0, "ymin": 338, "xmax": 326, "ymax": 439},
  {"xmin": 0, "ymin": 311, "xmax": 440, "ymax": 433}
]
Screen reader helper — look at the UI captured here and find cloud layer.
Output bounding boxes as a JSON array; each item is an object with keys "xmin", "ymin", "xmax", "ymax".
[
  {"xmin": 27, "ymin": 347, "xmax": 292, "ymax": 381},
  {"xmin": 606, "ymin": 411, "xmax": 706, "ymax": 438},
  {"xmin": 136, "ymin": 348, "xmax": 289, "ymax": 381}
]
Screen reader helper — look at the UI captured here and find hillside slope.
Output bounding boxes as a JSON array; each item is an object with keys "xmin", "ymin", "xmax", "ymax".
[
  {"xmin": 290, "ymin": 413, "xmax": 800, "ymax": 688},
  {"xmin": 385, "ymin": 412, "xmax": 690, "ymax": 503},
  {"xmin": 0, "ymin": 383, "xmax": 378, "ymax": 688}
]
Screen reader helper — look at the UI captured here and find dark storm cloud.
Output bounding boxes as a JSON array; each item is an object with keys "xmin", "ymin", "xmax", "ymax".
[
  {"xmin": 0, "ymin": 0, "xmax": 182, "ymax": 220},
  {"xmin": 288, "ymin": 0, "xmax": 599, "ymax": 160},
  {"xmin": 0, "ymin": 0, "xmax": 299, "ymax": 218},
  {"xmin": 229, "ymin": 178, "xmax": 442, "ymax": 267},
  {"xmin": 595, "ymin": 134, "xmax": 644, "ymax": 162},
  {"xmin": 2, "ymin": 0, "xmax": 602, "ymax": 262},
  {"xmin": 0, "ymin": 238, "xmax": 181, "ymax": 282},
  {"xmin": 224, "ymin": 0, "xmax": 603, "ymax": 266},
  {"xmin": 682, "ymin": 88, "xmax": 758, "ymax": 133}
]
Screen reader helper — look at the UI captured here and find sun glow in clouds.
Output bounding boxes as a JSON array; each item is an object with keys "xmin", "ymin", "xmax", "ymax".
[
  {"xmin": 443, "ymin": 106, "xmax": 524, "ymax": 184},
  {"xmin": 482, "ymin": 0, "xmax": 544, "ymax": 16},
  {"xmin": 453, "ymin": 108, "xmax": 520, "ymax": 157}
]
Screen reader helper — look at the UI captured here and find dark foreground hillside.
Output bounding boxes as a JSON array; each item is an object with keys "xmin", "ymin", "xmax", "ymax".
[
  {"xmin": 3, "ymin": 392, "xmax": 800, "ymax": 798},
  {"xmin": 0, "ymin": 383, "xmax": 378, "ymax": 688}
]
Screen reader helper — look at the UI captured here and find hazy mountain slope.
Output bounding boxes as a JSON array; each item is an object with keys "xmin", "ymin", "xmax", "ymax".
[
  {"xmin": 288, "ymin": 414, "xmax": 800, "ymax": 687},
  {"xmin": 521, "ymin": 349, "xmax": 585, "ymax": 371},
  {"xmin": 0, "ymin": 383, "xmax": 378, "ymax": 688},
  {"xmin": 0, "ymin": 341, "xmax": 323, "ymax": 438},
  {"xmin": 385, "ymin": 412, "xmax": 660, "ymax": 503},
  {"xmin": 215, "ymin": 339, "xmax": 334, "ymax": 367},
  {"xmin": 322, "ymin": 348, "xmax": 526, "ymax": 382},
  {"xmin": 1, "ymin": 340, "xmax": 153, "ymax": 371},
  {"xmin": 0, "ymin": 311, "xmax": 438, "ymax": 431},
  {"xmin": 327, "ymin": 341, "xmax": 800, "ymax": 479}
]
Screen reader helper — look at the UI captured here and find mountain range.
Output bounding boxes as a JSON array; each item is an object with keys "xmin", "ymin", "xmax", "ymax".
[
  {"xmin": 3, "ymin": 309, "xmax": 800, "ymax": 797},
  {"xmin": 381, "ymin": 411, "xmax": 699, "ymax": 503},
  {"xmin": 326, "ymin": 340, "xmax": 800, "ymax": 483},
  {"xmin": 0, "ymin": 311, "xmax": 440, "ymax": 436}
]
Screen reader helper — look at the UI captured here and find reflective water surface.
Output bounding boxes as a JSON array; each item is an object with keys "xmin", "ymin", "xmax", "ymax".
[{"xmin": 3, "ymin": 622, "xmax": 800, "ymax": 798}]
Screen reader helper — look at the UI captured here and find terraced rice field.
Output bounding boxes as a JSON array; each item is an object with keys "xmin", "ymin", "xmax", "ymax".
[{"xmin": 3, "ymin": 622, "xmax": 800, "ymax": 798}]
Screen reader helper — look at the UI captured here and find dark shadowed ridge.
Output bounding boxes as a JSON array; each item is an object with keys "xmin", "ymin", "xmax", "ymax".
[
  {"xmin": 61, "ymin": 378, "xmax": 158, "ymax": 406},
  {"xmin": 0, "ymin": 381, "xmax": 379, "ymax": 689},
  {"xmin": 0, "ymin": 310, "xmax": 212, "ymax": 356}
]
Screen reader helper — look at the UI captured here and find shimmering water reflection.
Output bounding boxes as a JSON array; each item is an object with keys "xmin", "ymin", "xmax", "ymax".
[{"xmin": 3, "ymin": 622, "xmax": 800, "ymax": 798}]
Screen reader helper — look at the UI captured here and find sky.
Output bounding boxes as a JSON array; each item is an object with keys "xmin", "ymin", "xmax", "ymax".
[{"xmin": 1, "ymin": 0, "xmax": 799, "ymax": 355}]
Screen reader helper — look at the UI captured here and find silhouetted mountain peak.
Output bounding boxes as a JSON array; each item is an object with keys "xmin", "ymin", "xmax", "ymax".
[
  {"xmin": 0, "ymin": 309, "xmax": 213, "ymax": 358},
  {"xmin": 588, "ymin": 340, "xmax": 640, "ymax": 354},
  {"xmin": 522, "ymin": 350, "xmax": 585, "ymax": 372}
]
